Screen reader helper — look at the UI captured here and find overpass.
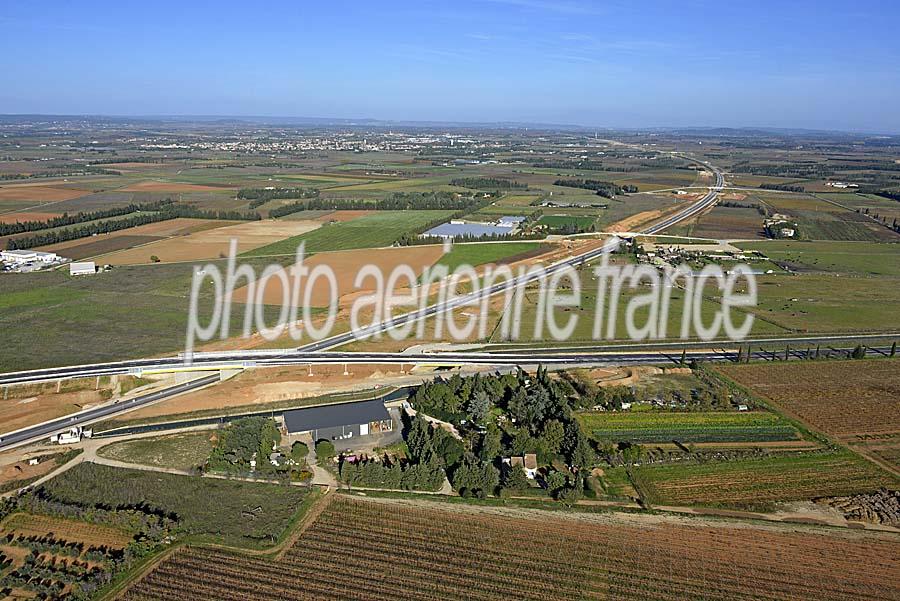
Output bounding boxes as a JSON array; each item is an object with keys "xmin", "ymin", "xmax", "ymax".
[{"xmin": 1, "ymin": 343, "xmax": 895, "ymax": 452}]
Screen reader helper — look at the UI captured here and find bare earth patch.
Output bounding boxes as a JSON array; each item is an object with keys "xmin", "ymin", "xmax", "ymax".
[
  {"xmin": 121, "ymin": 181, "xmax": 236, "ymax": 193},
  {"xmin": 314, "ymin": 210, "xmax": 373, "ymax": 222},
  {"xmin": 98, "ymin": 219, "xmax": 322, "ymax": 264},
  {"xmin": 0, "ymin": 185, "xmax": 90, "ymax": 202},
  {"xmin": 232, "ymin": 244, "xmax": 445, "ymax": 307},
  {"xmin": 112, "ymin": 364, "xmax": 426, "ymax": 423},
  {"xmin": 0, "ymin": 211, "xmax": 67, "ymax": 223}
]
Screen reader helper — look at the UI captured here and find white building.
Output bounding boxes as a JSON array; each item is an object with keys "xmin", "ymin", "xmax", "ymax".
[
  {"xmin": 70, "ymin": 261, "xmax": 96, "ymax": 276},
  {"xmin": 49, "ymin": 426, "xmax": 92, "ymax": 445},
  {"xmin": 497, "ymin": 215, "xmax": 527, "ymax": 227},
  {"xmin": 0, "ymin": 250, "xmax": 61, "ymax": 264}
]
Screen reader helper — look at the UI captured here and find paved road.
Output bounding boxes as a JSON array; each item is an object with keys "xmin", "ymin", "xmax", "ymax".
[
  {"xmin": 0, "ymin": 160, "xmax": 724, "ymax": 389},
  {"xmin": 0, "ymin": 374, "xmax": 220, "ymax": 452},
  {"xmin": 4, "ymin": 344, "xmax": 895, "ymax": 450},
  {"xmin": 296, "ymin": 165, "xmax": 724, "ymax": 354}
]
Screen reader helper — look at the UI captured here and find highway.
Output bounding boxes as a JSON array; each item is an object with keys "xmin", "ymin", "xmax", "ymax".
[
  {"xmin": 1, "ymin": 162, "xmax": 725, "ymax": 388},
  {"xmin": 296, "ymin": 162, "xmax": 724, "ymax": 353},
  {"xmin": 2, "ymin": 344, "xmax": 894, "ymax": 451},
  {"xmin": 0, "ymin": 374, "xmax": 220, "ymax": 452},
  {"xmin": 0, "ymin": 159, "xmax": 804, "ymax": 450}
]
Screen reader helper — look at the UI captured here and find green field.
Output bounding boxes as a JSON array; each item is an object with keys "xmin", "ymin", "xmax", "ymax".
[
  {"xmin": 499, "ymin": 267, "xmax": 787, "ymax": 343},
  {"xmin": 738, "ymin": 240, "xmax": 900, "ymax": 276},
  {"xmin": 750, "ymin": 273, "xmax": 900, "ymax": 332},
  {"xmin": 37, "ymin": 462, "xmax": 308, "ymax": 548},
  {"xmin": 0, "ymin": 260, "xmax": 282, "ymax": 371},
  {"xmin": 537, "ymin": 214, "xmax": 597, "ymax": 229},
  {"xmin": 577, "ymin": 411, "xmax": 800, "ymax": 444},
  {"xmin": 751, "ymin": 193, "xmax": 897, "ymax": 242},
  {"xmin": 630, "ymin": 450, "xmax": 898, "ymax": 509},
  {"xmin": 96, "ymin": 432, "xmax": 216, "ymax": 470},
  {"xmin": 244, "ymin": 210, "xmax": 454, "ymax": 256},
  {"xmin": 434, "ymin": 242, "xmax": 546, "ymax": 272}
]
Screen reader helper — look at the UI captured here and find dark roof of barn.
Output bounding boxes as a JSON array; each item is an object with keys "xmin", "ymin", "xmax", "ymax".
[{"xmin": 283, "ymin": 399, "xmax": 390, "ymax": 433}]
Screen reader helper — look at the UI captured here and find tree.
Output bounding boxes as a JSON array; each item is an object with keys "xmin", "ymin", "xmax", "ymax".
[
  {"xmin": 544, "ymin": 470, "xmax": 567, "ymax": 495},
  {"xmin": 540, "ymin": 419, "xmax": 565, "ymax": 455},
  {"xmin": 291, "ymin": 441, "xmax": 309, "ymax": 463},
  {"xmin": 405, "ymin": 416, "xmax": 434, "ymax": 463},
  {"xmin": 891, "ymin": 341, "xmax": 897, "ymax": 357},
  {"xmin": 315, "ymin": 440, "xmax": 335, "ymax": 461},
  {"xmin": 563, "ymin": 422, "xmax": 595, "ymax": 470},
  {"xmin": 149, "ymin": 255, "xmax": 160, "ymax": 263},
  {"xmin": 478, "ymin": 426, "xmax": 502, "ymax": 462},
  {"xmin": 432, "ymin": 428, "xmax": 464, "ymax": 468},
  {"xmin": 451, "ymin": 458, "xmax": 499, "ymax": 498},
  {"xmin": 502, "ymin": 465, "xmax": 531, "ymax": 491},
  {"xmin": 851, "ymin": 344, "xmax": 866, "ymax": 359},
  {"xmin": 466, "ymin": 390, "xmax": 490, "ymax": 425}
]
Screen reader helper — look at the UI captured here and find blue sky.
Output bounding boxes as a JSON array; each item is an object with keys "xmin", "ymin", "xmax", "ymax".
[{"xmin": 1, "ymin": 0, "xmax": 898, "ymax": 132}]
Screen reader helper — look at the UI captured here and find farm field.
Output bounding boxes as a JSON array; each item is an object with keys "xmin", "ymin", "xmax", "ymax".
[
  {"xmin": 0, "ymin": 184, "xmax": 90, "ymax": 204},
  {"xmin": 33, "ymin": 220, "xmax": 241, "ymax": 260},
  {"xmin": 96, "ymin": 432, "xmax": 217, "ymax": 471},
  {"xmin": 576, "ymin": 411, "xmax": 801, "ymax": 444},
  {"xmin": 433, "ymin": 241, "xmax": 549, "ymax": 272},
  {"xmin": 0, "ymin": 261, "xmax": 281, "ymax": 371},
  {"xmin": 501, "ymin": 267, "xmax": 788, "ymax": 343},
  {"xmin": 0, "ymin": 210, "xmax": 162, "ymax": 249},
  {"xmin": 749, "ymin": 273, "xmax": 900, "ymax": 332},
  {"xmin": 121, "ymin": 181, "xmax": 236, "ymax": 193},
  {"xmin": 672, "ymin": 204, "xmax": 765, "ymax": 239},
  {"xmin": 737, "ymin": 240, "xmax": 900, "ymax": 276},
  {"xmin": 34, "ymin": 190, "xmax": 169, "ymax": 213},
  {"xmin": 0, "ymin": 211, "xmax": 70, "ymax": 223},
  {"xmin": 37, "ymin": 462, "xmax": 308, "ymax": 548},
  {"xmin": 754, "ymin": 193, "xmax": 899, "ymax": 242},
  {"xmin": 630, "ymin": 449, "xmax": 898, "ymax": 509},
  {"xmin": 0, "ymin": 510, "xmax": 133, "ymax": 599},
  {"xmin": 97, "ymin": 219, "xmax": 321, "ymax": 264},
  {"xmin": 122, "ymin": 495, "xmax": 900, "ymax": 601},
  {"xmin": 614, "ymin": 168, "xmax": 700, "ymax": 191},
  {"xmin": 244, "ymin": 210, "xmax": 454, "ymax": 256},
  {"xmin": 34, "ymin": 217, "xmax": 236, "ymax": 253},
  {"xmin": 718, "ymin": 359, "xmax": 900, "ymax": 471},
  {"xmin": 39, "ymin": 234, "xmax": 164, "ymax": 260},
  {"xmin": 1, "ymin": 512, "xmax": 133, "ymax": 548},
  {"xmin": 328, "ymin": 175, "xmax": 459, "ymax": 192},
  {"xmin": 536, "ymin": 214, "xmax": 597, "ymax": 229},
  {"xmin": 233, "ymin": 244, "xmax": 445, "ymax": 307},
  {"xmin": 818, "ymin": 192, "xmax": 900, "ymax": 222}
]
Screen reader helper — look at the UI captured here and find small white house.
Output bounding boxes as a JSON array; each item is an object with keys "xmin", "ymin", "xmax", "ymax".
[{"xmin": 780, "ymin": 228, "xmax": 796, "ymax": 238}]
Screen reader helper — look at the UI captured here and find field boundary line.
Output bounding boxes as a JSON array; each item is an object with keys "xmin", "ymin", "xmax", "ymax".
[{"xmin": 274, "ymin": 488, "xmax": 334, "ymax": 560}]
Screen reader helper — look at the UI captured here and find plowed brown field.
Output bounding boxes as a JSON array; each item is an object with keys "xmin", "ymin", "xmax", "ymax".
[
  {"xmin": 122, "ymin": 496, "xmax": 900, "ymax": 601},
  {"xmin": 0, "ymin": 185, "xmax": 89, "ymax": 202},
  {"xmin": 718, "ymin": 359, "xmax": 900, "ymax": 472}
]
